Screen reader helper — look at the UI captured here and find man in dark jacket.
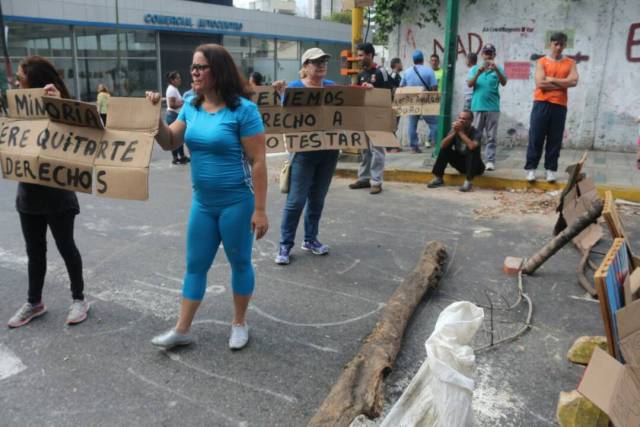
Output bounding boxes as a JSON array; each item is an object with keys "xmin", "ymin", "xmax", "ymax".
[{"xmin": 349, "ymin": 43, "xmax": 392, "ymax": 194}]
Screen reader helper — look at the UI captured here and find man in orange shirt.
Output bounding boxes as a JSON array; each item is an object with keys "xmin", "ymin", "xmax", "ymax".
[{"xmin": 525, "ymin": 32, "xmax": 579, "ymax": 183}]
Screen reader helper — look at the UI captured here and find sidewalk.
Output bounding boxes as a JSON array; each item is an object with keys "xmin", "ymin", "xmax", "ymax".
[{"xmin": 336, "ymin": 147, "xmax": 640, "ymax": 202}]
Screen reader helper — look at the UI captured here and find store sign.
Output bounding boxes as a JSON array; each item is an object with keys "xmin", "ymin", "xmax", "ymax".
[{"xmin": 143, "ymin": 14, "xmax": 243, "ymax": 31}]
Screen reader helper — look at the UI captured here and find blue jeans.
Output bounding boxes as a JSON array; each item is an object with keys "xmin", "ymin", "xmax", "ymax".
[
  {"xmin": 279, "ymin": 150, "xmax": 339, "ymax": 248},
  {"xmin": 408, "ymin": 115, "xmax": 438, "ymax": 149}
]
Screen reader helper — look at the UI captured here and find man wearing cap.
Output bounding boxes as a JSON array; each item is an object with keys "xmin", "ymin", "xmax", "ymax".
[
  {"xmin": 400, "ymin": 50, "xmax": 438, "ymax": 154},
  {"xmin": 349, "ymin": 42, "xmax": 393, "ymax": 195},
  {"xmin": 467, "ymin": 43, "xmax": 507, "ymax": 172}
]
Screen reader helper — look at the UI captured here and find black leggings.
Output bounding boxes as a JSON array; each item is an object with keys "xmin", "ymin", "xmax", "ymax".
[{"xmin": 19, "ymin": 212, "xmax": 84, "ymax": 304}]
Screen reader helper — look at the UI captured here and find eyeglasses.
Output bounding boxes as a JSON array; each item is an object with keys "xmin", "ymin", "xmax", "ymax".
[
  {"xmin": 190, "ymin": 64, "xmax": 210, "ymax": 72},
  {"xmin": 307, "ymin": 58, "xmax": 328, "ymax": 66}
]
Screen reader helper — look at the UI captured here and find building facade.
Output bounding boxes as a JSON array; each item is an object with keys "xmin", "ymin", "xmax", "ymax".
[{"xmin": 1, "ymin": 0, "xmax": 351, "ymax": 101}]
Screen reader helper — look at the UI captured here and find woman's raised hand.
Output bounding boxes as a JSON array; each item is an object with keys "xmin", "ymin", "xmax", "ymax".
[
  {"xmin": 43, "ymin": 84, "xmax": 61, "ymax": 97},
  {"xmin": 145, "ymin": 91, "xmax": 162, "ymax": 105}
]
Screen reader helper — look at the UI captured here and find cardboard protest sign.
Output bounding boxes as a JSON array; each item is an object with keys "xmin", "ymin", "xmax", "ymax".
[
  {"xmin": 393, "ymin": 87, "xmax": 441, "ymax": 116},
  {"xmin": 0, "ymin": 89, "xmax": 160, "ymax": 200},
  {"xmin": 251, "ymin": 86, "xmax": 400, "ymax": 151},
  {"xmin": 578, "ymin": 347, "xmax": 640, "ymax": 427}
]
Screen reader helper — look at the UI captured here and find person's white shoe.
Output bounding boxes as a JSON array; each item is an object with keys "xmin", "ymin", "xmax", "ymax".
[
  {"xmin": 151, "ymin": 329, "xmax": 193, "ymax": 349},
  {"xmin": 66, "ymin": 300, "xmax": 89, "ymax": 325},
  {"xmin": 485, "ymin": 162, "xmax": 495, "ymax": 171},
  {"xmin": 424, "ymin": 141, "xmax": 432, "ymax": 148},
  {"xmin": 545, "ymin": 170, "xmax": 557, "ymax": 183},
  {"xmin": 229, "ymin": 323, "xmax": 249, "ymax": 350},
  {"xmin": 526, "ymin": 170, "xmax": 536, "ymax": 182}
]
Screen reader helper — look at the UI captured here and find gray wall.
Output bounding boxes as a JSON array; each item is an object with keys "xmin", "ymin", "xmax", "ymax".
[{"xmin": 391, "ymin": 0, "xmax": 640, "ymax": 152}]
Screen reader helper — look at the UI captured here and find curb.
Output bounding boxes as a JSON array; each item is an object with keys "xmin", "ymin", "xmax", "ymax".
[{"xmin": 334, "ymin": 167, "xmax": 640, "ymax": 202}]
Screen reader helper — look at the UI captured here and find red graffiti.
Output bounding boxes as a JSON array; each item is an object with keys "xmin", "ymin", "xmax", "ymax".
[
  {"xmin": 627, "ymin": 22, "xmax": 640, "ymax": 62},
  {"xmin": 567, "ymin": 52, "xmax": 590, "ymax": 64},
  {"xmin": 433, "ymin": 33, "xmax": 484, "ymax": 59},
  {"xmin": 406, "ymin": 28, "xmax": 417, "ymax": 50},
  {"xmin": 403, "ymin": 27, "xmax": 417, "ymax": 59}
]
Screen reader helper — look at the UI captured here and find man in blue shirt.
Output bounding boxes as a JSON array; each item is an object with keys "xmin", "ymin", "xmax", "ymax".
[
  {"xmin": 467, "ymin": 44, "xmax": 507, "ymax": 171},
  {"xmin": 400, "ymin": 50, "xmax": 438, "ymax": 153}
]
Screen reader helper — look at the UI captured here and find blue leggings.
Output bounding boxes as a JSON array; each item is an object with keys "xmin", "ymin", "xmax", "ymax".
[{"xmin": 182, "ymin": 195, "xmax": 255, "ymax": 300}]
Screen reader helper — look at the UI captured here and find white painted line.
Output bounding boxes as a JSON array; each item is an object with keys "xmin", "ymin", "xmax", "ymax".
[
  {"xmin": 0, "ymin": 344, "xmax": 27, "ymax": 381},
  {"xmin": 127, "ymin": 367, "xmax": 246, "ymax": 426},
  {"xmin": 250, "ymin": 302, "xmax": 385, "ymax": 328},
  {"xmin": 194, "ymin": 318, "xmax": 340, "ymax": 354},
  {"xmin": 134, "ymin": 280, "xmax": 181, "ymax": 294},
  {"xmin": 167, "ymin": 353, "xmax": 298, "ymax": 404}
]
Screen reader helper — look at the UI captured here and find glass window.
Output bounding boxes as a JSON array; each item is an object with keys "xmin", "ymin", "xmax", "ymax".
[
  {"xmin": 223, "ymin": 35, "xmax": 252, "ymax": 78},
  {"xmin": 250, "ymin": 38, "xmax": 275, "ymax": 84},
  {"xmin": 77, "ymin": 27, "xmax": 158, "ymax": 100},
  {"xmin": 277, "ymin": 40, "xmax": 298, "ymax": 60},
  {"xmin": 6, "ymin": 22, "xmax": 75, "ymax": 96},
  {"xmin": 7, "ymin": 23, "xmax": 73, "ymax": 58}
]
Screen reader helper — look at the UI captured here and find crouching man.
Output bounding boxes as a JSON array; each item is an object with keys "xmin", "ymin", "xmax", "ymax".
[{"xmin": 427, "ymin": 110, "xmax": 485, "ymax": 192}]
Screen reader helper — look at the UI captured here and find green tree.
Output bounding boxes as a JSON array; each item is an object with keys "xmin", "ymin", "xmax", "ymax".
[
  {"xmin": 324, "ymin": 10, "xmax": 352, "ymax": 25},
  {"xmin": 373, "ymin": 0, "xmax": 441, "ymax": 45}
]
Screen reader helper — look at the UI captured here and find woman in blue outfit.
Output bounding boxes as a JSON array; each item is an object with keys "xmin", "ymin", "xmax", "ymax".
[
  {"xmin": 272, "ymin": 48, "xmax": 339, "ymax": 265},
  {"xmin": 147, "ymin": 44, "xmax": 268, "ymax": 350}
]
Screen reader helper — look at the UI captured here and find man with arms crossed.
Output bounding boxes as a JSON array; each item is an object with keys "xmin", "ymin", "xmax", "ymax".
[{"xmin": 525, "ymin": 32, "xmax": 579, "ymax": 183}]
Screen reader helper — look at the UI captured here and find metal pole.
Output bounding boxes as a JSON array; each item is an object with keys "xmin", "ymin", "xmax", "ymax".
[
  {"xmin": 115, "ymin": 0, "xmax": 121, "ymax": 95},
  {"xmin": 71, "ymin": 26, "xmax": 80, "ymax": 99},
  {"xmin": 434, "ymin": 0, "xmax": 459, "ymax": 157},
  {"xmin": 155, "ymin": 31, "xmax": 162, "ymax": 94},
  {"xmin": 0, "ymin": 2, "xmax": 14, "ymax": 88},
  {"xmin": 351, "ymin": 7, "xmax": 363, "ymax": 85}
]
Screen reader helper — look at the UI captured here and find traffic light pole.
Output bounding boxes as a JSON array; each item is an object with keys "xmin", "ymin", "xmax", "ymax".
[
  {"xmin": 434, "ymin": 0, "xmax": 459, "ymax": 157},
  {"xmin": 351, "ymin": 7, "xmax": 363, "ymax": 84}
]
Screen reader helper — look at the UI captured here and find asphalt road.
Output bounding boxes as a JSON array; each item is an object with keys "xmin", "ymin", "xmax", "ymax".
[{"xmin": 1, "ymin": 148, "xmax": 635, "ymax": 426}]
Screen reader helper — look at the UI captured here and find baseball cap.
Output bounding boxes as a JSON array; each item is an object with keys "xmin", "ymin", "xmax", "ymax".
[
  {"xmin": 301, "ymin": 48, "xmax": 331, "ymax": 65},
  {"xmin": 482, "ymin": 44, "xmax": 496, "ymax": 54},
  {"xmin": 412, "ymin": 50, "xmax": 424, "ymax": 63}
]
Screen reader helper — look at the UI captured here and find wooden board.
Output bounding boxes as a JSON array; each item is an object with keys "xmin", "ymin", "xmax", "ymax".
[{"xmin": 594, "ymin": 238, "xmax": 631, "ymax": 360}]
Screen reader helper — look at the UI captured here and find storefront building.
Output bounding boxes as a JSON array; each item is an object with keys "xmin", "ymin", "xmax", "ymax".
[{"xmin": 1, "ymin": 0, "xmax": 351, "ymax": 100}]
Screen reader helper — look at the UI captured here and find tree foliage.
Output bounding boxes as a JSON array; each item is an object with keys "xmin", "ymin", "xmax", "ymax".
[
  {"xmin": 324, "ymin": 10, "xmax": 352, "ymax": 25},
  {"xmin": 373, "ymin": 0, "xmax": 441, "ymax": 45}
]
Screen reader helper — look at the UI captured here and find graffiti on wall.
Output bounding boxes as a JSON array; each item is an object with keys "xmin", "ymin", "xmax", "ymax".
[
  {"xmin": 433, "ymin": 33, "xmax": 484, "ymax": 58},
  {"xmin": 627, "ymin": 23, "xmax": 640, "ymax": 62},
  {"xmin": 504, "ymin": 62, "xmax": 531, "ymax": 80}
]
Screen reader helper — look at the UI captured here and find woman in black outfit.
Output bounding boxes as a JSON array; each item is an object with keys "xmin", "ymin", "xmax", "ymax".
[{"xmin": 7, "ymin": 55, "xmax": 89, "ymax": 328}]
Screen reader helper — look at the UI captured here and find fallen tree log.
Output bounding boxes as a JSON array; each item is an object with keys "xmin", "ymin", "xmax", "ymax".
[
  {"xmin": 522, "ymin": 198, "xmax": 604, "ymax": 275},
  {"xmin": 307, "ymin": 241, "xmax": 447, "ymax": 427}
]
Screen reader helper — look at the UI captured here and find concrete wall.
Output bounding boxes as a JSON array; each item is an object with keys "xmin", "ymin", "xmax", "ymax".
[{"xmin": 390, "ymin": 0, "xmax": 640, "ymax": 152}]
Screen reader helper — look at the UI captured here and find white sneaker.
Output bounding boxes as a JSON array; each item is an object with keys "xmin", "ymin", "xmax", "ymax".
[
  {"xmin": 546, "ymin": 170, "xmax": 557, "ymax": 183},
  {"xmin": 526, "ymin": 170, "xmax": 536, "ymax": 182},
  {"xmin": 425, "ymin": 141, "xmax": 432, "ymax": 148},
  {"xmin": 485, "ymin": 162, "xmax": 495, "ymax": 171},
  {"xmin": 229, "ymin": 323, "xmax": 249, "ymax": 350},
  {"xmin": 66, "ymin": 300, "xmax": 89, "ymax": 325}
]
